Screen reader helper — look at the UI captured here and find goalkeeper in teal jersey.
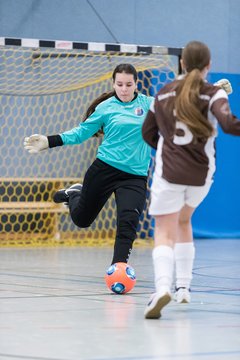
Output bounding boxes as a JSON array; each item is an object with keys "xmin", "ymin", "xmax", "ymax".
[{"xmin": 24, "ymin": 64, "xmax": 154, "ymax": 265}]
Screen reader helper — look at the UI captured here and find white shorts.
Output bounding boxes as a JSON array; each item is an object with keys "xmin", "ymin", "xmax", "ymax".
[{"xmin": 149, "ymin": 175, "xmax": 213, "ymax": 216}]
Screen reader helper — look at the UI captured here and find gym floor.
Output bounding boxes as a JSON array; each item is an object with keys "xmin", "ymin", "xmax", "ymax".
[{"xmin": 0, "ymin": 239, "xmax": 239, "ymax": 360}]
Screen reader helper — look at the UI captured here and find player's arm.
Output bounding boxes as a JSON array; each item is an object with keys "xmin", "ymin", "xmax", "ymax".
[
  {"xmin": 142, "ymin": 100, "xmax": 159, "ymax": 149},
  {"xmin": 24, "ymin": 106, "xmax": 104, "ymax": 153},
  {"xmin": 210, "ymin": 91, "xmax": 240, "ymax": 135}
]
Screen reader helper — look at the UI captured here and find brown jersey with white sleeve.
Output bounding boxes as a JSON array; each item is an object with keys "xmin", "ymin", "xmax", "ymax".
[{"xmin": 142, "ymin": 79, "xmax": 240, "ymax": 186}]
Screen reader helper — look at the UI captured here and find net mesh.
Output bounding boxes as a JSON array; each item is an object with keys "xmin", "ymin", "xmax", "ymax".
[{"xmin": 0, "ymin": 44, "xmax": 179, "ymax": 246}]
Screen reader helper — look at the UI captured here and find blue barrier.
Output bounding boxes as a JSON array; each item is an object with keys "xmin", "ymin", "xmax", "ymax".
[{"xmin": 193, "ymin": 73, "xmax": 240, "ymax": 238}]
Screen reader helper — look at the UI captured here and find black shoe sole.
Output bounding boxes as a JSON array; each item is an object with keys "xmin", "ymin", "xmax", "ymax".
[{"xmin": 53, "ymin": 190, "xmax": 68, "ymax": 204}]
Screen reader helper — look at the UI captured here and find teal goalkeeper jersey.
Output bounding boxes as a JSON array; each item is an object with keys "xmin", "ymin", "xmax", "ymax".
[{"xmin": 60, "ymin": 94, "xmax": 154, "ymax": 176}]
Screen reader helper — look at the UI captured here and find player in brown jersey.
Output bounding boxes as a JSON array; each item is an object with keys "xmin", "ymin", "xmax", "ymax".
[{"xmin": 142, "ymin": 41, "xmax": 240, "ymax": 319}]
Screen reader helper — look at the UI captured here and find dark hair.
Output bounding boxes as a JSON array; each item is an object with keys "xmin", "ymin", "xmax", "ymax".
[
  {"xmin": 174, "ymin": 41, "xmax": 214, "ymax": 139},
  {"xmin": 112, "ymin": 63, "xmax": 137, "ymax": 82},
  {"xmin": 83, "ymin": 63, "xmax": 137, "ymax": 137}
]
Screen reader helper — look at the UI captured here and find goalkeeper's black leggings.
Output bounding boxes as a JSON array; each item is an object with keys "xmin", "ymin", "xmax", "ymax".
[{"xmin": 68, "ymin": 158, "xmax": 147, "ymax": 264}]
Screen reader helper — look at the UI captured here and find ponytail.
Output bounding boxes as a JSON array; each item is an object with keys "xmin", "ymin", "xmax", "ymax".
[{"xmin": 175, "ymin": 69, "xmax": 214, "ymax": 139}]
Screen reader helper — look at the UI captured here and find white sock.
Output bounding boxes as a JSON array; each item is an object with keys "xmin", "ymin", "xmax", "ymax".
[
  {"xmin": 152, "ymin": 245, "xmax": 174, "ymax": 294},
  {"xmin": 174, "ymin": 242, "xmax": 195, "ymax": 289}
]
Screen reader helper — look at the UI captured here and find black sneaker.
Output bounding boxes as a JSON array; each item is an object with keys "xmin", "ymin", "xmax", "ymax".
[{"xmin": 53, "ymin": 183, "xmax": 82, "ymax": 203}]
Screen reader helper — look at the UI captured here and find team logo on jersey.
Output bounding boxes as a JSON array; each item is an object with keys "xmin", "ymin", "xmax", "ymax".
[{"xmin": 135, "ymin": 107, "xmax": 144, "ymax": 116}]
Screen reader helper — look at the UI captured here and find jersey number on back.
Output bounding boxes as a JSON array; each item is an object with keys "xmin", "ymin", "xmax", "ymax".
[{"xmin": 173, "ymin": 121, "xmax": 193, "ymax": 145}]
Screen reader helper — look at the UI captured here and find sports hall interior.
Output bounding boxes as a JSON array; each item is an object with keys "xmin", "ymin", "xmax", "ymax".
[{"xmin": 0, "ymin": 1, "xmax": 239, "ymax": 360}]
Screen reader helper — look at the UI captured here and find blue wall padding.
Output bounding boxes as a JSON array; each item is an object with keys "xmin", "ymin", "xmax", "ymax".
[{"xmin": 192, "ymin": 73, "xmax": 240, "ymax": 238}]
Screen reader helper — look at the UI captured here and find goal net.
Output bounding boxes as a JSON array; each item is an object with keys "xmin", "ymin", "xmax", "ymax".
[{"xmin": 0, "ymin": 38, "xmax": 182, "ymax": 246}]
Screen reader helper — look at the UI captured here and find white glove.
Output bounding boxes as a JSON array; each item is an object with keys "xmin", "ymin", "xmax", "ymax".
[
  {"xmin": 23, "ymin": 134, "xmax": 49, "ymax": 154},
  {"xmin": 214, "ymin": 78, "xmax": 233, "ymax": 95}
]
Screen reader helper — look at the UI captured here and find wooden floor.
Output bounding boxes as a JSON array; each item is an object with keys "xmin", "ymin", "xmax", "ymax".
[{"xmin": 0, "ymin": 239, "xmax": 239, "ymax": 360}]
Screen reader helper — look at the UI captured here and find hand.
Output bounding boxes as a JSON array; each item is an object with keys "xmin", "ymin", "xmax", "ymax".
[
  {"xmin": 214, "ymin": 78, "xmax": 233, "ymax": 95},
  {"xmin": 23, "ymin": 134, "xmax": 49, "ymax": 153}
]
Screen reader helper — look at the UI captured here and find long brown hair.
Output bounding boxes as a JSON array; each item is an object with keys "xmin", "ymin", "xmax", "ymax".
[
  {"xmin": 82, "ymin": 63, "xmax": 138, "ymax": 137},
  {"xmin": 174, "ymin": 41, "xmax": 214, "ymax": 139}
]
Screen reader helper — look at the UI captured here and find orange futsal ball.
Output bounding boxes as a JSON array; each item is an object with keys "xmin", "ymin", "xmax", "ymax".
[{"xmin": 105, "ymin": 262, "xmax": 136, "ymax": 294}]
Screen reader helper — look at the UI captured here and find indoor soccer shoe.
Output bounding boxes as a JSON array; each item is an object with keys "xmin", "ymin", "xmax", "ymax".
[
  {"xmin": 144, "ymin": 291, "xmax": 171, "ymax": 319},
  {"xmin": 174, "ymin": 287, "xmax": 191, "ymax": 304},
  {"xmin": 53, "ymin": 183, "xmax": 82, "ymax": 204}
]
